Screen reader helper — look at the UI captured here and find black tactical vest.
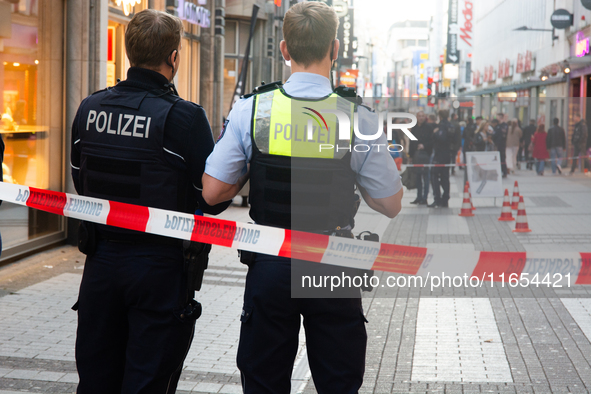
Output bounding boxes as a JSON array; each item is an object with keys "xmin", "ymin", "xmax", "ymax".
[
  {"xmin": 248, "ymin": 87, "xmax": 357, "ymax": 232},
  {"xmin": 77, "ymin": 85, "xmax": 184, "ymax": 241}
]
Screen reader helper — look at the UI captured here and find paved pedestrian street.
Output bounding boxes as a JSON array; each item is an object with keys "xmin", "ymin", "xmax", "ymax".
[{"xmin": 0, "ymin": 170, "xmax": 590, "ymax": 393}]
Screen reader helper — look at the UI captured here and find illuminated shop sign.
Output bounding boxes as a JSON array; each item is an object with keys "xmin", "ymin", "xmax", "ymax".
[
  {"xmin": 177, "ymin": 0, "xmax": 210, "ymax": 28},
  {"xmin": 498, "ymin": 58, "xmax": 512, "ymax": 79},
  {"xmin": 575, "ymin": 32, "xmax": 590, "ymax": 58},
  {"xmin": 114, "ymin": 0, "xmax": 141, "ymax": 16},
  {"xmin": 515, "ymin": 51, "xmax": 534, "ymax": 73}
]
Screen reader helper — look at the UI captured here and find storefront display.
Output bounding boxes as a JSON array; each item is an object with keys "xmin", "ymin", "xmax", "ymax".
[{"xmin": 1, "ymin": 0, "xmax": 64, "ymax": 253}]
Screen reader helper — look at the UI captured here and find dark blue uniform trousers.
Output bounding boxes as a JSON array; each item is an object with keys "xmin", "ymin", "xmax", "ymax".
[
  {"xmin": 75, "ymin": 241, "xmax": 196, "ymax": 394},
  {"xmin": 237, "ymin": 254, "xmax": 367, "ymax": 394}
]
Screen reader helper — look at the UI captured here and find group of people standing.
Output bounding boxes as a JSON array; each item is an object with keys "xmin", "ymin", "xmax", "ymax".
[
  {"xmin": 408, "ymin": 109, "xmax": 458, "ymax": 208},
  {"xmin": 407, "ymin": 109, "xmax": 590, "ymax": 205},
  {"xmin": 530, "ymin": 114, "xmax": 589, "ymax": 176},
  {"xmin": 461, "ymin": 113, "xmax": 522, "ymax": 176}
]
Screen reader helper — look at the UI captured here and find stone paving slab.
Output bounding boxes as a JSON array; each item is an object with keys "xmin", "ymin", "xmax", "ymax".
[{"xmin": 412, "ymin": 298, "xmax": 512, "ymax": 383}]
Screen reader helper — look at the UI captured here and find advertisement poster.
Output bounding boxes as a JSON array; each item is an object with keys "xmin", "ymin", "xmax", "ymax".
[{"xmin": 465, "ymin": 152, "xmax": 503, "ymax": 197}]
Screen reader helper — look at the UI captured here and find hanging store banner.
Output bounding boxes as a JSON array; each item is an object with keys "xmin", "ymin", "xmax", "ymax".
[
  {"xmin": 337, "ymin": 0, "xmax": 354, "ymax": 67},
  {"xmin": 446, "ymin": 0, "xmax": 460, "ymax": 64},
  {"xmin": 413, "ymin": 51, "xmax": 429, "ymax": 96},
  {"xmin": 458, "ymin": 0, "xmax": 473, "ymax": 53}
]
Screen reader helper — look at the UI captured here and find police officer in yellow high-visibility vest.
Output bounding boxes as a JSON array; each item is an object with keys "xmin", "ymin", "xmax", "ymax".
[{"xmin": 203, "ymin": 3, "xmax": 403, "ymax": 393}]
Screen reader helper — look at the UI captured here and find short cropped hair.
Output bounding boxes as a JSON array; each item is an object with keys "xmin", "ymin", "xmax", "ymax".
[
  {"xmin": 125, "ymin": 9, "xmax": 184, "ymax": 69},
  {"xmin": 553, "ymin": 117, "xmax": 559, "ymax": 125},
  {"xmin": 283, "ymin": 2, "xmax": 339, "ymax": 67},
  {"xmin": 438, "ymin": 110, "xmax": 449, "ymax": 121}
]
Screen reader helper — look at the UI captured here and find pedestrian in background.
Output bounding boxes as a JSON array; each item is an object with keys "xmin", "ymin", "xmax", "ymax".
[
  {"xmin": 522, "ymin": 119, "xmax": 536, "ymax": 170},
  {"xmin": 506, "ymin": 119, "xmax": 522, "ymax": 174},
  {"xmin": 429, "ymin": 110, "xmax": 452, "ymax": 208},
  {"xmin": 570, "ymin": 113, "xmax": 588, "ymax": 174},
  {"xmin": 462, "ymin": 117, "xmax": 476, "ymax": 164},
  {"xmin": 409, "ymin": 111, "xmax": 431, "ymax": 205},
  {"xmin": 449, "ymin": 113, "xmax": 461, "ymax": 175},
  {"xmin": 493, "ymin": 113, "xmax": 508, "ymax": 177},
  {"xmin": 532, "ymin": 124, "xmax": 549, "ymax": 175},
  {"xmin": 490, "ymin": 118, "xmax": 501, "ymax": 150},
  {"xmin": 473, "ymin": 120, "xmax": 489, "ymax": 152},
  {"xmin": 546, "ymin": 117, "xmax": 565, "ymax": 174}
]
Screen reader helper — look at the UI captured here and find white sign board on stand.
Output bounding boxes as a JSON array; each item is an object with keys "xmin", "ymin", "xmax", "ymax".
[{"xmin": 466, "ymin": 152, "xmax": 503, "ymax": 198}]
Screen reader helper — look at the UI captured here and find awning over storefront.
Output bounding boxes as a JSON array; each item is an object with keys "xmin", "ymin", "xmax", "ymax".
[{"xmin": 459, "ymin": 76, "xmax": 567, "ymax": 97}]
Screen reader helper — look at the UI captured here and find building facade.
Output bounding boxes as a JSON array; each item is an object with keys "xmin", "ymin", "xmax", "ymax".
[
  {"xmin": 465, "ymin": 0, "xmax": 591, "ymax": 135},
  {"xmin": 388, "ymin": 20, "xmax": 430, "ymax": 99}
]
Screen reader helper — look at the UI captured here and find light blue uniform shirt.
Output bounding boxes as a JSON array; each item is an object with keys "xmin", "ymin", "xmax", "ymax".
[{"xmin": 205, "ymin": 72, "xmax": 402, "ymax": 199}]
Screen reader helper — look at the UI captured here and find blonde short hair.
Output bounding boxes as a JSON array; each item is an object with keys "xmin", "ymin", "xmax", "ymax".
[
  {"xmin": 283, "ymin": 2, "xmax": 339, "ymax": 67},
  {"xmin": 125, "ymin": 9, "xmax": 184, "ymax": 69}
]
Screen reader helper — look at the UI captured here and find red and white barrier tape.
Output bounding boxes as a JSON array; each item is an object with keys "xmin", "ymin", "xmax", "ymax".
[
  {"xmin": 403, "ymin": 155, "xmax": 590, "ymax": 168},
  {"xmin": 1, "ymin": 182, "xmax": 590, "ymax": 284}
]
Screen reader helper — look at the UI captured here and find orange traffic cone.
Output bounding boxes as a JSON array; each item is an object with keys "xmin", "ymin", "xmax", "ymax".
[
  {"xmin": 466, "ymin": 181, "xmax": 476, "ymax": 210},
  {"xmin": 459, "ymin": 183, "xmax": 475, "ymax": 217},
  {"xmin": 498, "ymin": 189, "xmax": 515, "ymax": 221},
  {"xmin": 513, "ymin": 196, "xmax": 532, "ymax": 233},
  {"xmin": 511, "ymin": 181, "xmax": 520, "ymax": 210}
]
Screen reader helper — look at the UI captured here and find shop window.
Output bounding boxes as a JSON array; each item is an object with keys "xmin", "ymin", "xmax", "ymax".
[
  {"xmin": 225, "ymin": 21, "xmax": 237, "ymax": 54},
  {"xmin": 175, "ymin": 38, "xmax": 200, "ymax": 103},
  {"xmin": 223, "ymin": 58, "xmax": 237, "ymax": 117},
  {"xmin": 223, "ymin": 20, "xmax": 255, "ymax": 117},
  {"xmin": 106, "ymin": 21, "xmax": 129, "ymax": 88},
  {"xmin": 239, "ymin": 23, "xmax": 251, "ymax": 56},
  {"xmin": 177, "ymin": 38, "xmax": 191, "ymax": 101},
  {"xmin": 1, "ymin": 0, "xmax": 64, "ymax": 252}
]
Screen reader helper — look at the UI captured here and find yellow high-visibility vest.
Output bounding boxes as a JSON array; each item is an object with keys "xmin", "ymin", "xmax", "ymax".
[{"xmin": 251, "ymin": 89, "xmax": 355, "ymax": 159}]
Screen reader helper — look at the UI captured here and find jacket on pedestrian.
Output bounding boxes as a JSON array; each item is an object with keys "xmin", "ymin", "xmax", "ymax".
[
  {"xmin": 409, "ymin": 122, "xmax": 433, "ymax": 158},
  {"xmin": 463, "ymin": 123, "xmax": 476, "ymax": 152},
  {"xmin": 572, "ymin": 120, "xmax": 588, "ymax": 146},
  {"xmin": 432, "ymin": 120, "xmax": 452, "ymax": 164},
  {"xmin": 493, "ymin": 122, "xmax": 508, "ymax": 150},
  {"xmin": 449, "ymin": 121, "xmax": 462, "ymax": 152},
  {"xmin": 522, "ymin": 124, "xmax": 536, "ymax": 146},
  {"xmin": 506, "ymin": 126, "xmax": 522, "ymax": 148},
  {"xmin": 473, "ymin": 131, "xmax": 486, "ymax": 152},
  {"xmin": 546, "ymin": 126, "xmax": 566, "ymax": 149},
  {"xmin": 532, "ymin": 131, "xmax": 549, "ymax": 160}
]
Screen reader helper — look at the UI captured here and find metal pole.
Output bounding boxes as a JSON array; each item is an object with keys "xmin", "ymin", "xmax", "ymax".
[
  {"xmin": 264, "ymin": 1, "xmax": 275, "ymax": 83},
  {"xmin": 212, "ymin": 0, "xmax": 225, "ymax": 139}
]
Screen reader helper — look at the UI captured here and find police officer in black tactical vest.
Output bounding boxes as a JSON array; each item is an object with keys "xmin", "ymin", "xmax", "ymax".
[{"xmin": 70, "ymin": 9, "xmax": 229, "ymax": 394}]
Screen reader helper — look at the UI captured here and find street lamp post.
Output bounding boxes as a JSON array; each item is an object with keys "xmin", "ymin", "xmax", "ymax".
[{"xmin": 513, "ymin": 26, "xmax": 559, "ymax": 42}]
